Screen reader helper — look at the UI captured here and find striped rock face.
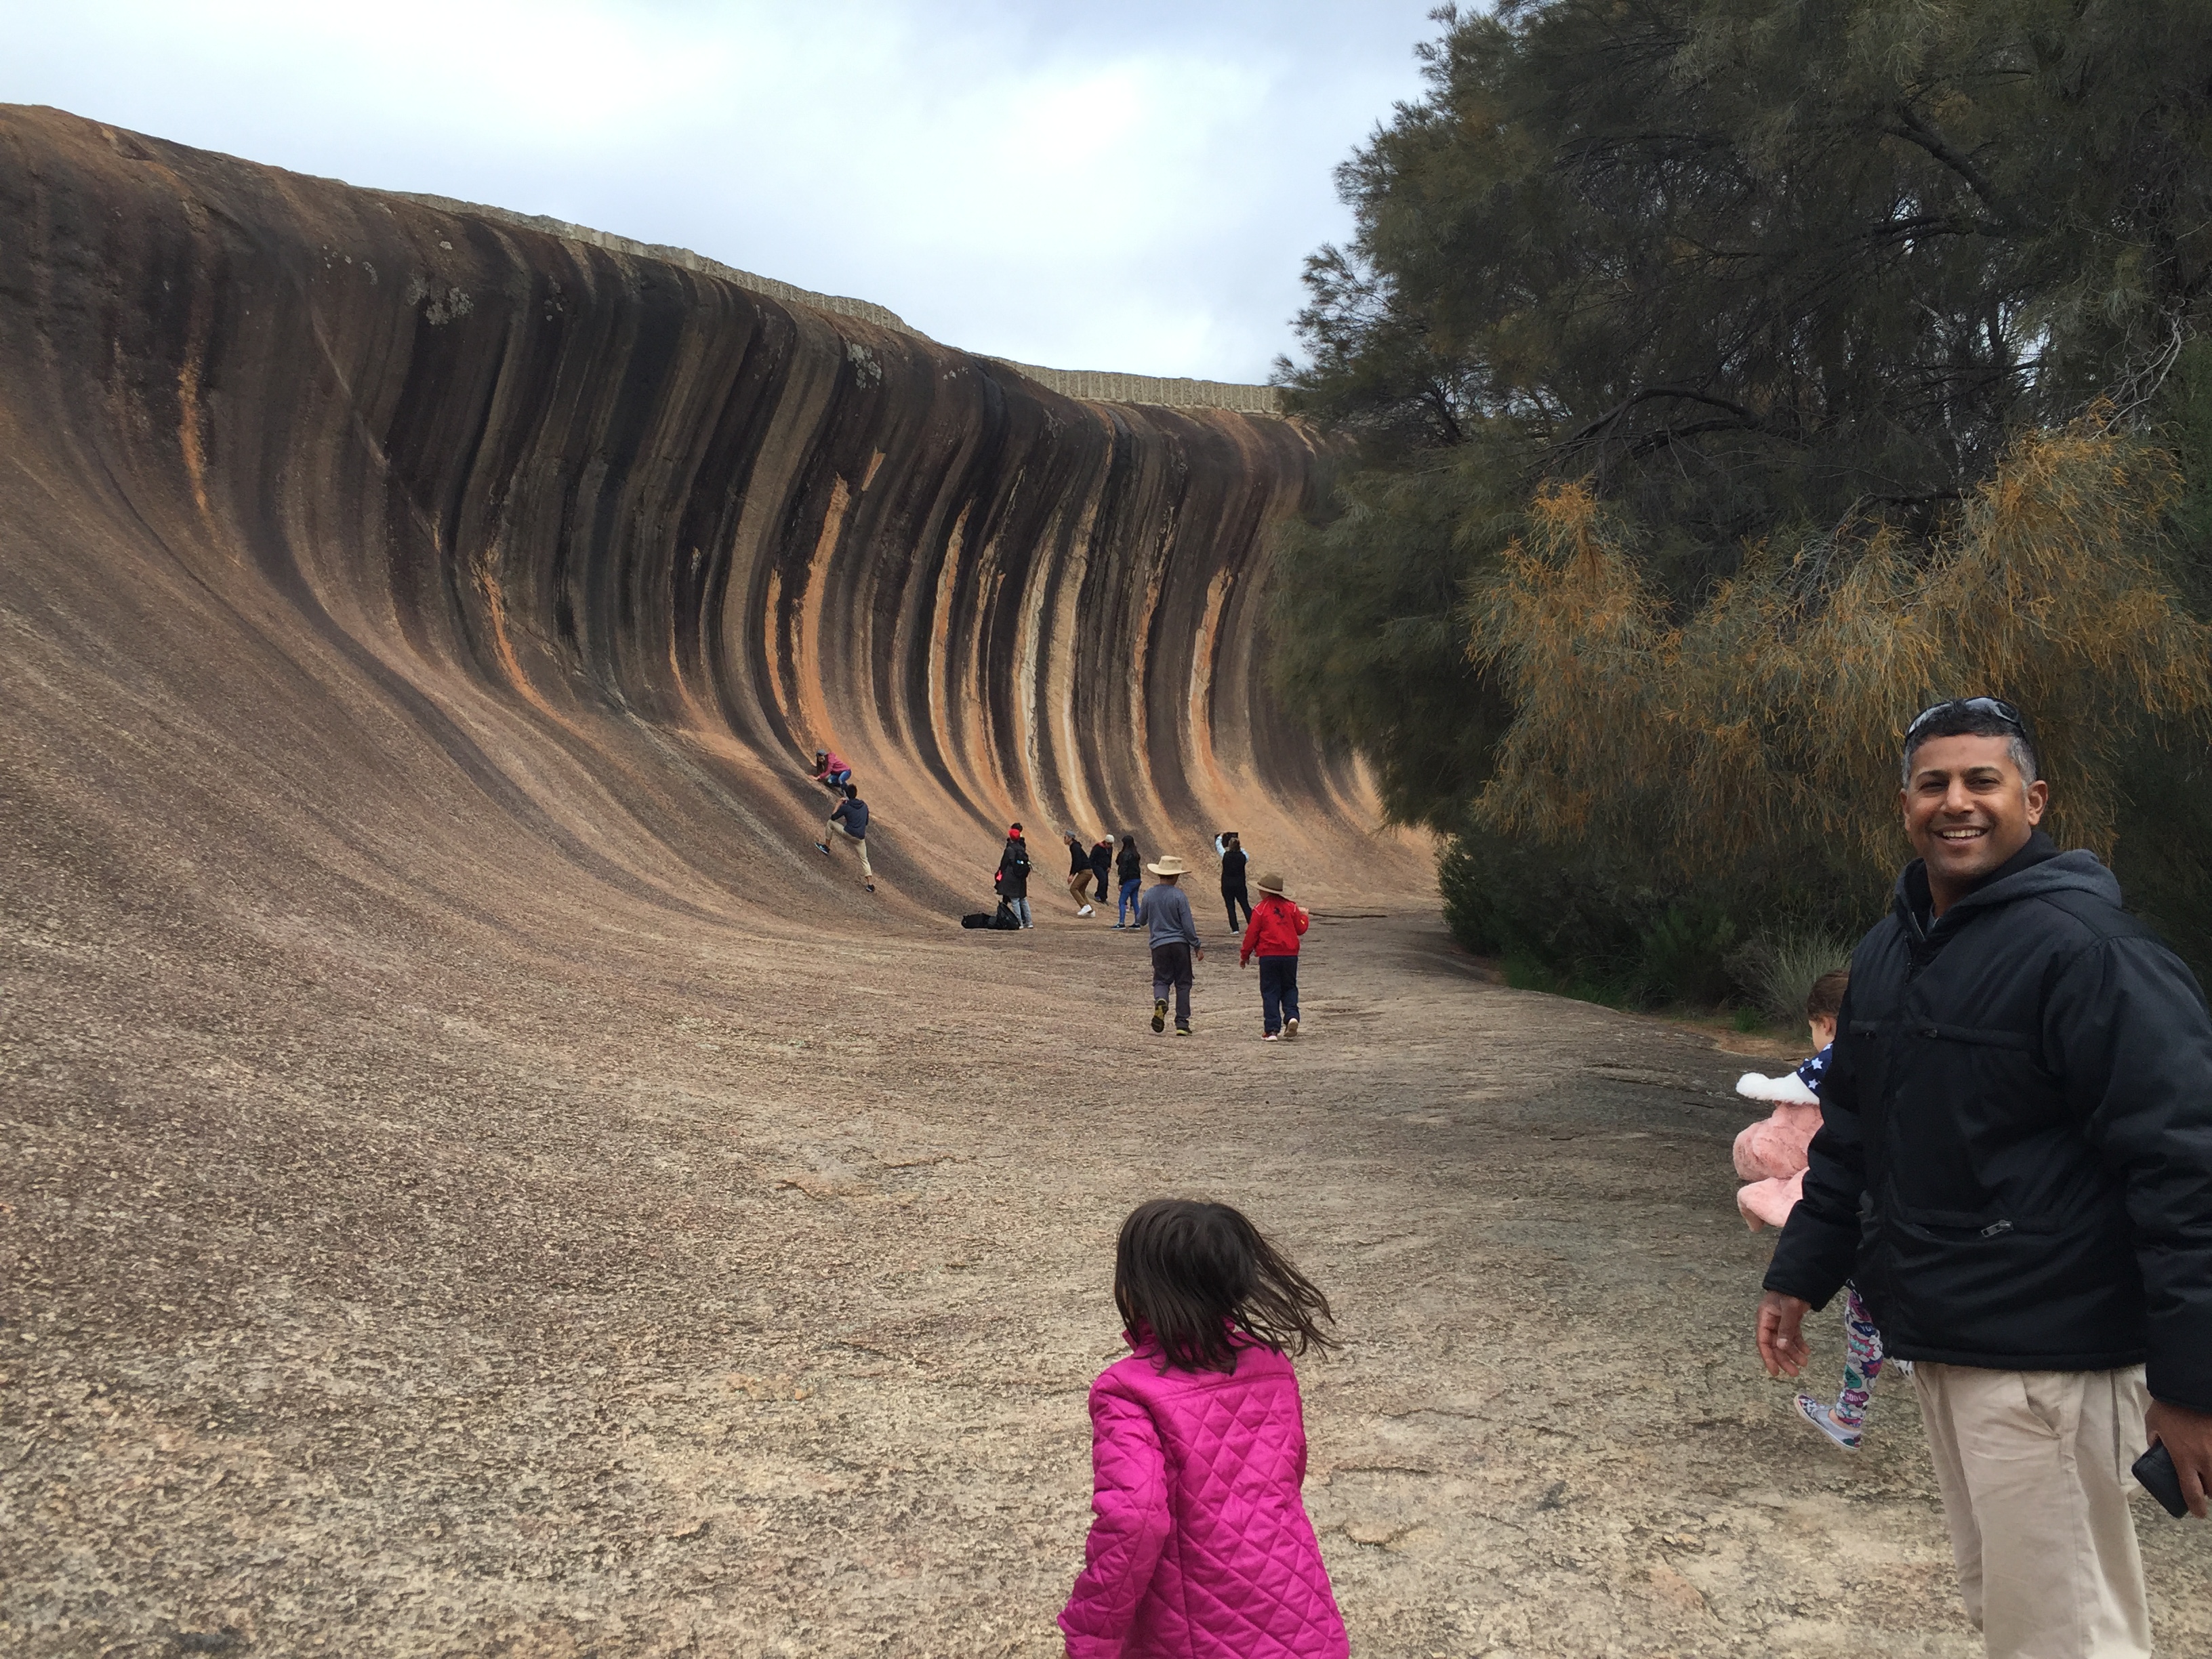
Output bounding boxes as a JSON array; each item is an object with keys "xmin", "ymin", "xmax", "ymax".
[{"xmin": 0, "ymin": 105, "xmax": 1429, "ymax": 927}]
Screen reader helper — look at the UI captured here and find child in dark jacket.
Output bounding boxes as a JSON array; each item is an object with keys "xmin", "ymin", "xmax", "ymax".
[
  {"xmin": 1059, "ymin": 1200, "xmax": 1348, "ymax": 1659},
  {"xmin": 1239, "ymin": 872, "xmax": 1309, "ymax": 1040}
]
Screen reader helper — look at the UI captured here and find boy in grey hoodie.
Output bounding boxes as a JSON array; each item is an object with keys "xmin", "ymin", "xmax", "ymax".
[{"xmin": 1137, "ymin": 856, "xmax": 1205, "ymax": 1034}]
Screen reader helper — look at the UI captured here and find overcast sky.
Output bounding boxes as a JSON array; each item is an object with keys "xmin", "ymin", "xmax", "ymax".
[{"xmin": 8, "ymin": 1, "xmax": 1449, "ymax": 382}]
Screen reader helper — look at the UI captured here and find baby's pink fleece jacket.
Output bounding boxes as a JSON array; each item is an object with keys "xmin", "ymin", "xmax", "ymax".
[{"xmin": 1059, "ymin": 1339, "xmax": 1348, "ymax": 1659}]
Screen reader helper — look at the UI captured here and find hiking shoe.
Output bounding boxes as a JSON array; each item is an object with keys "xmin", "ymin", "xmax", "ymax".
[
  {"xmin": 815, "ymin": 842, "xmax": 831, "ymax": 856},
  {"xmin": 1152, "ymin": 1000, "xmax": 1167, "ymax": 1033},
  {"xmin": 1283, "ymin": 1018, "xmax": 1299, "ymax": 1040},
  {"xmin": 1794, "ymin": 1394, "xmax": 1862, "ymax": 1451},
  {"xmin": 1175, "ymin": 1027, "xmax": 1191, "ymax": 1037}
]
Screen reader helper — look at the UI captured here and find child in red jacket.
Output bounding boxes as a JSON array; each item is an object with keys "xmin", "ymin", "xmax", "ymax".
[{"xmin": 1239, "ymin": 872, "xmax": 1309, "ymax": 1040}]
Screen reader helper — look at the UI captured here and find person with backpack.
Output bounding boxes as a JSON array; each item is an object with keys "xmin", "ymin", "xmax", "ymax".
[
  {"xmin": 814, "ymin": 783, "xmax": 874, "ymax": 893},
  {"xmin": 1239, "ymin": 872, "xmax": 1309, "ymax": 1041},
  {"xmin": 994, "ymin": 823, "xmax": 1033, "ymax": 929},
  {"xmin": 1113, "ymin": 836, "xmax": 1143, "ymax": 929},
  {"xmin": 1059, "ymin": 1199, "xmax": 1348, "ymax": 1659}
]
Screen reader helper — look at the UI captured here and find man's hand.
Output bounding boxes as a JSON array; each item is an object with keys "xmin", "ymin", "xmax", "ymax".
[
  {"xmin": 2146, "ymin": 1399, "xmax": 2212, "ymax": 1519},
  {"xmin": 1194, "ymin": 948, "xmax": 1205, "ymax": 962},
  {"xmin": 1757, "ymin": 1290, "xmax": 1811, "ymax": 1378}
]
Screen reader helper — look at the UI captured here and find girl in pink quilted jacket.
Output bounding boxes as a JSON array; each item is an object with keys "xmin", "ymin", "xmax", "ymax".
[{"xmin": 1059, "ymin": 1200, "xmax": 1348, "ymax": 1659}]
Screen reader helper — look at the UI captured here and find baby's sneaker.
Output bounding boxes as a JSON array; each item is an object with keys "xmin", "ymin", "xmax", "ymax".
[{"xmin": 1794, "ymin": 1394, "xmax": 1862, "ymax": 1451}]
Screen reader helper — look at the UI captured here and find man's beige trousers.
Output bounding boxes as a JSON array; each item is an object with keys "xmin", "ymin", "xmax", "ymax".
[
  {"xmin": 825, "ymin": 820, "xmax": 872, "ymax": 880},
  {"xmin": 1912, "ymin": 1362, "xmax": 2153, "ymax": 1659}
]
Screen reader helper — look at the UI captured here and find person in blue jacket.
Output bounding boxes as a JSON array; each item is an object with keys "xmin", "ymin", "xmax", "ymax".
[{"xmin": 815, "ymin": 784, "xmax": 873, "ymax": 893}]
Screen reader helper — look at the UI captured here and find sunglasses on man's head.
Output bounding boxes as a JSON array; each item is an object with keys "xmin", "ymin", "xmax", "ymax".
[{"xmin": 1906, "ymin": 697, "xmax": 2027, "ymax": 741}]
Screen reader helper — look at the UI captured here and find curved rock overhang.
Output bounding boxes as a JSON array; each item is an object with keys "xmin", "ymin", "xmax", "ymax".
[{"xmin": 0, "ymin": 106, "xmax": 1428, "ymax": 933}]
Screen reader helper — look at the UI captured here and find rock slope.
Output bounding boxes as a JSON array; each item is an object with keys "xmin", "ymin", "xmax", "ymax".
[{"xmin": 0, "ymin": 105, "xmax": 1414, "ymax": 935}]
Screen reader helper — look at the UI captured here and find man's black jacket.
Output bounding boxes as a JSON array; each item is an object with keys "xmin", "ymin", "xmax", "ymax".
[
  {"xmin": 1765, "ymin": 832, "xmax": 2212, "ymax": 1410},
  {"xmin": 1221, "ymin": 846, "xmax": 1248, "ymax": 894}
]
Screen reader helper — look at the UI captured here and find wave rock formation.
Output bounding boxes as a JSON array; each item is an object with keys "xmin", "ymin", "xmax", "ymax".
[{"xmin": 1, "ymin": 107, "xmax": 1420, "ymax": 934}]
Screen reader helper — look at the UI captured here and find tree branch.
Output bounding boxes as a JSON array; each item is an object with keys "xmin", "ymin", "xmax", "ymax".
[{"xmin": 1881, "ymin": 102, "xmax": 2020, "ymax": 228}]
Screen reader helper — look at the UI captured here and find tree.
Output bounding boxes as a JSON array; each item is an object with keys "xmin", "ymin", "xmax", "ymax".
[{"xmin": 1271, "ymin": 0, "xmax": 2212, "ymax": 992}]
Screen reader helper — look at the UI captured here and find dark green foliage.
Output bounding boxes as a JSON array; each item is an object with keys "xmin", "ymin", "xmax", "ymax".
[
  {"xmin": 1440, "ymin": 827, "xmax": 1841, "ymax": 1008},
  {"xmin": 1269, "ymin": 449, "xmax": 1517, "ymax": 830},
  {"xmin": 1275, "ymin": 0, "xmax": 2212, "ymax": 1003}
]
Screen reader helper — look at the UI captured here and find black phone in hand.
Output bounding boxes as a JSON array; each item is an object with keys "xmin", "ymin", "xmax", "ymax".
[{"xmin": 2132, "ymin": 1441, "xmax": 2189, "ymax": 1518}]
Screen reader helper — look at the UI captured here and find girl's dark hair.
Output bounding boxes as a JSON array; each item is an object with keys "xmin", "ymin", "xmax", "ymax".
[
  {"xmin": 1806, "ymin": 968, "xmax": 1849, "ymax": 1022},
  {"xmin": 1113, "ymin": 1199, "xmax": 1336, "ymax": 1374}
]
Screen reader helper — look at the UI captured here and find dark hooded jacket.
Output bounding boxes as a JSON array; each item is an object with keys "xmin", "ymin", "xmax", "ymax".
[
  {"xmin": 995, "ymin": 836, "xmax": 1031, "ymax": 899},
  {"xmin": 1765, "ymin": 831, "xmax": 2212, "ymax": 1410}
]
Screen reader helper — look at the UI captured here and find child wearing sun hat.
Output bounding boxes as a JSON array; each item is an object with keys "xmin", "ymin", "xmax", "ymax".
[{"xmin": 1239, "ymin": 872, "xmax": 1310, "ymax": 1040}]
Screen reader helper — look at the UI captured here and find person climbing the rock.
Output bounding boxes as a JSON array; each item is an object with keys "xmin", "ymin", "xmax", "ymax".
[
  {"xmin": 994, "ymin": 823, "xmax": 1033, "ymax": 929},
  {"xmin": 808, "ymin": 748, "xmax": 851, "ymax": 792},
  {"xmin": 1732, "ymin": 969, "xmax": 1898, "ymax": 1450},
  {"xmin": 1113, "ymin": 835, "xmax": 1143, "ymax": 929},
  {"xmin": 1217, "ymin": 831, "xmax": 1253, "ymax": 934},
  {"xmin": 1063, "ymin": 832, "xmax": 1097, "ymax": 916},
  {"xmin": 1240, "ymin": 872, "xmax": 1309, "ymax": 1042},
  {"xmin": 1089, "ymin": 834, "xmax": 1115, "ymax": 920},
  {"xmin": 815, "ymin": 782, "xmax": 874, "ymax": 893},
  {"xmin": 1139, "ymin": 855, "xmax": 1203, "ymax": 1034},
  {"xmin": 1059, "ymin": 1199, "xmax": 1347, "ymax": 1659}
]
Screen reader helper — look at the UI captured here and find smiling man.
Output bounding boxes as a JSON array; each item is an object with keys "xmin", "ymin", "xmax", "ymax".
[{"xmin": 1756, "ymin": 697, "xmax": 2212, "ymax": 1659}]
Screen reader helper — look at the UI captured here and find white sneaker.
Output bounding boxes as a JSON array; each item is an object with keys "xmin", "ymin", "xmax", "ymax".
[
  {"xmin": 1078, "ymin": 905, "xmax": 1092, "ymax": 916},
  {"xmin": 1793, "ymin": 1395, "xmax": 1862, "ymax": 1450},
  {"xmin": 1283, "ymin": 1018, "xmax": 1299, "ymax": 1040}
]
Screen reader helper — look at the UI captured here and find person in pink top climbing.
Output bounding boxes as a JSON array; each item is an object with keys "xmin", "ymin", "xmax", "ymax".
[
  {"xmin": 1734, "ymin": 968, "xmax": 1898, "ymax": 1450},
  {"xmin": 1059, "ymin": 1199, "xmax": 1349, "ymax": 1659}
]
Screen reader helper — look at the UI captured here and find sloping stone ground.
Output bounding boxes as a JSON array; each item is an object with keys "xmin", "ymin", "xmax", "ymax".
[{"xmin": 7, "ymin": 886, "xmax": 2205, "ymax": 1658}]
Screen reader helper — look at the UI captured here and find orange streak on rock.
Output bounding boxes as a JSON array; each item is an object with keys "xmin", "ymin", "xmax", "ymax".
[{"xmin": 0, "ymin": 106, "xmax": 1434, "ymax": 923}]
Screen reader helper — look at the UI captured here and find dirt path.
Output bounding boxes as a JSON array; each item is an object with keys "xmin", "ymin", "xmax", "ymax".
[{"xmin": 5, "ymin": 896, "xmax": 2206, "ymax": 1658}]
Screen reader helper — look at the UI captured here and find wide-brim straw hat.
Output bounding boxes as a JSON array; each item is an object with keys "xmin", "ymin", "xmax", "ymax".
[
  {"xmin": 1148, "ymin": 855, "xmax": 1189, "ymax": 877},
  {"xmin": 1256, "ymin": 872, "xmax": 1288, "ymax": 896}
]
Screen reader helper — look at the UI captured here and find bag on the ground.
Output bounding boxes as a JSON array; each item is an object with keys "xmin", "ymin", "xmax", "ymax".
[
  {"xmin": 992, "ymin": 899, "xmax": 1021, "ymax": 930},
  {"xmin": 960, "ymin": 912, "xmax": 994, "ymax": 929}
]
